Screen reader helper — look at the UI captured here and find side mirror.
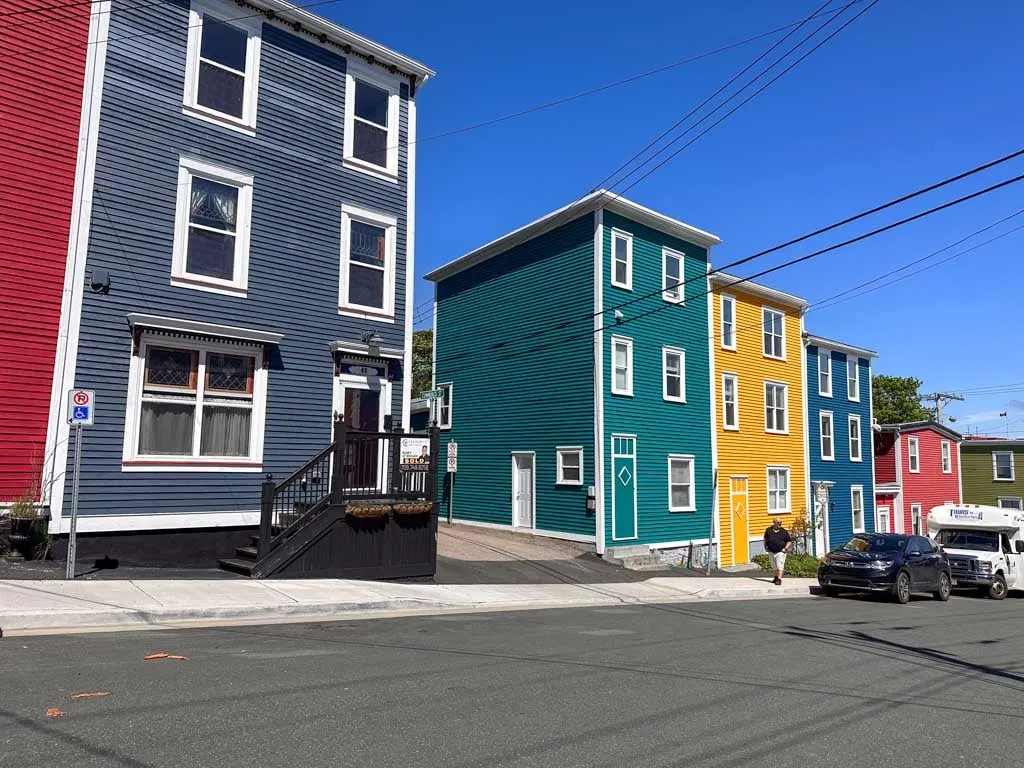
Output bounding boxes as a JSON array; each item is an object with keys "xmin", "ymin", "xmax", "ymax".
[{"xmin": 1015, "ymin": 541, "xmax": 1024, "ymax": 554}]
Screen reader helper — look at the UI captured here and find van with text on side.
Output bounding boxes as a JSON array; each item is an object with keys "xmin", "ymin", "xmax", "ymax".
[{"xmin": 927, "ymin": 503, "xmax": 1024, "ymax": 599}]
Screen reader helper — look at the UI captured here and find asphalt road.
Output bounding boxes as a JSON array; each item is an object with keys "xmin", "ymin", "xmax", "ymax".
[{"xmin": 2, "ymin": 594, "xmax": 1022, "ymax": 767}]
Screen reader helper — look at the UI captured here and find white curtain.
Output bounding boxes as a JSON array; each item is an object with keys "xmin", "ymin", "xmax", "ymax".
[{"xmin": 200, "ymin": 406, "xmax": 251, "ymax": 457}]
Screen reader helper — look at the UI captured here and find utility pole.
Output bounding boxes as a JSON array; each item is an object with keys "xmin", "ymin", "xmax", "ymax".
[{"xmin": 921, "ymin": 392, "xmax": 964, "ymax": 425}]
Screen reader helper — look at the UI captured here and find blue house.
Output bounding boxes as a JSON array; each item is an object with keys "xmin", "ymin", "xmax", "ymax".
[
  {"xmin": 426, "ymin": 192, "xmax": 721, "ymax": 559},
  {"xmin": 804, "ymin": 334, "xmax": 878, "ymax": 553},
  {"xmin": 42, "ymin": 0, "xmax": 432, "ymax": 564}
]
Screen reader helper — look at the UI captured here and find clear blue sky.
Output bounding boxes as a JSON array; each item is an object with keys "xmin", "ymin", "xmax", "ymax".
[{"xmin": 322, "ymin": 0, "xmax": 1024, "ymax": 435}]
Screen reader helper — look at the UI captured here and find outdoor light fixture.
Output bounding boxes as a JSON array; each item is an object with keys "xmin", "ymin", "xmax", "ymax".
[{"xmin": 362, "ymin": 331, "xmax": 382, "ymax": 356}]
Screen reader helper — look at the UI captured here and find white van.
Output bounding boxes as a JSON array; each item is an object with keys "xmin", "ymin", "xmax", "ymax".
[{"xmin": 927, "ymin": 504, "xmax": 1024, "ymax": 599}]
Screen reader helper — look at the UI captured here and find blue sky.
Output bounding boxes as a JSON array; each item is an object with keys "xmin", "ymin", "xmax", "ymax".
[{"xmin": 322, "ymin": 0, "xmax": 1024, "ymax": 435}]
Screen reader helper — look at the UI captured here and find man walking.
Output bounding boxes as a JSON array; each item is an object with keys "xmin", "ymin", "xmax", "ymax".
[{"xmin": 764, "ymin": 517, "xmax": 792, "ymax": 585}]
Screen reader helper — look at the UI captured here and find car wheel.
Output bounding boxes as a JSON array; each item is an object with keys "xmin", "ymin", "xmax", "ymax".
[
  {"xmin": 892, "ymin": 570, "xmax": 911, "ymax": 604},
  {"xmin": 989, "ymin": 574, "xmax": 1008, "ymax": 600},
  {"xmin": 934, "ymin": 572, "xmax": 951, "ymax": 602}
]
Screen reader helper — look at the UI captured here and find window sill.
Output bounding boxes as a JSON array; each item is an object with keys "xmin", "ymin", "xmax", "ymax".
[
  {"xmin": 819, "ymin": 391, "xmax": 833, "ymax": 398},
  {"xmin": 669, "ymin": 507, "xmax": 697, "ymax": 514},
  {"xmin": 821, "ymin": 456, "xmax": 835, "ymax": 462},
  {"xmin": 765, "ymin": 429, "xmax": 790, "ymax": 436},
  {"xmin": 339, "ymin": 305, "xmax": 396, "ymax": 323},
  {"xmin": 663, "ymin": 397, "xmax": 687, "ymax": 404},
  {"xmin": 721, "ymin": 344, "xmax": 737, "ymax": 352},
  {"xmin": 342, "ymin": 156, "xmax": 399, "ymax": 184},
  {"xmin": 994, "ymin": 478, "xmax": 1016, "ymax": 482},
  {"xmin": 611, "ymin": 391, "xmax": 634, "ymax": 398},
  {"xmin": 762, "ymin": 354, "xmax": 787, "ymax": 362},
  {"xmin": 556, "ymin": 480, "xmax": 584, "ymax": 487},
  {"xmin": 182, "ymin": 104, "xmax": 256, "ymax": 137},
  {"xmin": 851, "ymin": 457, "xmax": 863, "ymax": 463},
  {"xmin": 723, "ymin": 425, "xmax": 740, "ymax": 432},
  {"xmin": 122, "ymin": 459, "xmax": 263, "ymax": 473},
  {"xmin": 610, "ymin": 281, "xmax": 633, "ymax": 292},
  {"xmin": 769, "ymin": 510, "xmax": 792, "ymax": 516},
  {"xmin": 171, "ymin": 275, "xmax": 248, "ymax": 297},
  {"xmin": 848, "ymin": 397, "xmax": 861, "ymax": 403},
  {"xmin": 662, "ymin": 294, "xmax": 685, "ymax": 305}
]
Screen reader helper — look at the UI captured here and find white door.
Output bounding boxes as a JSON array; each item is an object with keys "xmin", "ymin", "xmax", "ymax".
[
  {"xmin": 813, "ymin": 483, "xmax": 830, "ymax": 555},
  {"xmin": 877, "ymin": 506, "xmax": 890, "ymax": 533},
  {"xmin": 512, "ymin": 453, "xmax": 535, "ymax": 529},
  {"xmin": 333, "ymin": 366, "xmax": 389, "ymax": 491}
]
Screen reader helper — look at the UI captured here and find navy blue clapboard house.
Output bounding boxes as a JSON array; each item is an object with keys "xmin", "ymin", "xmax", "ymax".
[{"xmin": 43, "ymin": 0, "xmax": 433, "ymax": 568}]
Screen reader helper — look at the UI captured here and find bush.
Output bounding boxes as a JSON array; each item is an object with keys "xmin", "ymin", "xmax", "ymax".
[{"xmin": 752, "ymin": 552, "xmax": 820, "ymax": 577}]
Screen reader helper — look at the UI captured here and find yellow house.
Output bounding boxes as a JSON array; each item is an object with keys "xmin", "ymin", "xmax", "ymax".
[{"xmin": 711, "ymin": 274, "xmax": 810, "ymax": 567}]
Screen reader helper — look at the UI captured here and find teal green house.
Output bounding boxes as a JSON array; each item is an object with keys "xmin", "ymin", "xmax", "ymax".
[{"xmin": 425, "ymin": 191, "xmax": 721, "ymax": 556}]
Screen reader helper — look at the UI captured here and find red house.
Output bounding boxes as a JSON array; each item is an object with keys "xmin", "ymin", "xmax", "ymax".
[
  {"xmin": 873, "ymin": 421, "xmax": 962, "ymax": 535},
  {"xmin": 0, "ymin": 2, "xmax": 97, "ymax": 503}
]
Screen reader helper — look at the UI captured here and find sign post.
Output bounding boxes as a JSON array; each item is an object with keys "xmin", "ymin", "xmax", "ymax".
[
  {"xmin": 65, "ymin": 389, "xmax": 95, "ymax": 580},
  {"xmin": 420, "ymin": 388, "xmax": 444, "ymax": 426},
  {"xmin": 446, "ymin": 441, "xmax": 458, "ymax": 524}
]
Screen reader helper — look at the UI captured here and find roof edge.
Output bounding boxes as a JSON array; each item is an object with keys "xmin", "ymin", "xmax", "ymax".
[
  {"xmin": 804, "ymin": 333, "xmax": 878, "ymax": 358},
  {"xmin": 709, "ymin": 271, "xmax": 809, "ymax": 309},
  {"xmin": 880, "ymin": 420, "xmax": 963, "ymax": 441}
]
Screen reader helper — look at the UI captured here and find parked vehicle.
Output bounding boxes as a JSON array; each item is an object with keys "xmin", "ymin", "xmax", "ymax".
[
  {"xmin": 927, "ymin": 503, "xmax": 1024, "ymax": 599},
  {"xmin": 817, "ymin": 533, "xmax": 952, "ymax": 603}
]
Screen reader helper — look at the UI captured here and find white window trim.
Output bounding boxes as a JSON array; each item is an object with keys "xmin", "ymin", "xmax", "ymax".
[
  {"xmin": 847, "ymin": 356, "xmax": 860, "ymax": 402},
  {"xmin": 338, "ymin": 203, "xmax": 398, "ymax": 322},
  {"xmin": 762, "ymin": 306, "xmax": 786, "ymax": 361},
  {"xmin": 818, "ymin": 350, "xmax": 832, "ymax": 397},
  {"xmin": 720, "ymin": 294, "xmax": 736, "ymax": 351},
  {"xmin": 849, "ymin": 414, "xmax": 863, "ymax": 462},
  {"xmin": 342, "ymin": 59, "xmax": 401, "ymax": 182},
  {"xmin": 661, "ymin": 246, "xmax": 685, "ymax": 304},
  {"xmin": 722, "ymin": 372, "xmax": 739, "ymax": 431},
  {"xmin": 667, "ymin": 454, "xmax": 696, "ymax": 512},
  {"xmin": 171, "ymin": 156, "xmax": 254, "ymax": 297},
  {"xmin": 941, "ymin": 440, "xmax": 952, "ymax": 474},
  {"xmin": 662, "ymin": 346, "xmax": 686, "ymax": 403},
  {"xmin": 436, "ymin": 382, "xmax": 452, "ymax": 430},
  {"xmin": 993, "ymin": 451, "xmax": 1015, "ymax": 481},
  {"xmin": 910, "ymin": 503, "xmax": 923, "ymax": 535},
  {"xmin": 997, "ymin": 497, "xmax": 1023, "ymax": 510},
  {"xmin": 819, "ymin": 411, "xmax": 835, "ymax": 461},
  {"xmin": 122, "ymin": 332, "xmax": 268, "ymax": 471},
  {"xmin": 851, "ymin": 485, "xmax": 865, "ymax": 533},
  {"xmin": 182, "ymin": 0, "xmax": 263, "ymax": 135},
  {"xmin": 556, "ymin": 446, "xmax": 584, "ymax": 486},
  {"xmin": 764, "ymin": 380, "xmax": 789, "ymax": 435},
  {"xmin": 907, "ymin": 436, "xmax": 920, "ymax": 473},
  {"xmin": 611, "ymin": 335, "xmax": 633, "ymax": 396},
  {"xmin": 766, "ymin": 465, "xmax": 791, "ymax": 515},
  {"xmin": 610, "ymin": 229, "xmax": 633, "ymax": 291}
]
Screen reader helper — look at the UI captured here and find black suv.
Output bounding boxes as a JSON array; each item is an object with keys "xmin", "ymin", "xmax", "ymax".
[{"xmin": 817, "ymin": 533, "xmax": 953, "ymax": 604}]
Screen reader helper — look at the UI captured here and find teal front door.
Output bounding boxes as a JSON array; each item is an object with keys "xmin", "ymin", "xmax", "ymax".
[{"xmin": 612, "ymin": 435, "xmax": 637, "ymax": 541}]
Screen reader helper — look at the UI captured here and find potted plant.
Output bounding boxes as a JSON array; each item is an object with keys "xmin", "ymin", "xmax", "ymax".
[
  {"xmin": 7, "ymin": 496, "xmax": 49, "ymax": 559},
  {"xmin": 393, "ymin": 502, "xmax": 433, "ymax": 516},
  {"xmin": 346, "ymin": 502, "xmax": 392, "ymax": 520}
]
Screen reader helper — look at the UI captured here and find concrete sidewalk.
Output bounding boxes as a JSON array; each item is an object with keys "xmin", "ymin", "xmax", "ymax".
[{"xmin": 0, "ymin": 576, "xmax": 818, "ymax": 635}]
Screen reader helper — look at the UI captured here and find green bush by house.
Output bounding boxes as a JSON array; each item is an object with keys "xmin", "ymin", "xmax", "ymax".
[{"xmin": 752, "ymin": 553, "xmax": 820, "ymax": 577}]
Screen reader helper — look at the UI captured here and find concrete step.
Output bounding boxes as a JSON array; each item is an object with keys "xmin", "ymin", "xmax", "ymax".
[{"xmin": 234, "ymin": 546, "xmax": 258, "ymax": 561}]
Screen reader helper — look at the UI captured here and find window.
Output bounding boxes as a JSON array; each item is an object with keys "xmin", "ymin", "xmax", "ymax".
[
  {"xmin": 124, "ymin": 337, "xmax": 266, "ymax": 467},
  {"xmin": 611, "ymin": 230, "xmax": 632, "ymax": 290},
  {"xmin": 611, "ymin": 336, "xmax": 633, "ymax": 396},
  {"xmin": 556, "ymin": 447, "xmax": 583, "ymax": 486},
  {"xmin": 662, "ymin": 347, "xmax": 685, "ymax": 403},
  {"xmin": 437, "ymin": 383, "xmax": 452, "ymax": 429},
  {"xmin": 343, "ymin": 62, "xmax": 400, "ymax": 179},
  {"xmin": 668, "ymin": 455, "xmax": 695, "ymax": 512},
  {"xmin": 910, "ymin": 504, "xmax": 922, "ymax": 535},
  {"xmin": 908, "ymin": 436, "xmax": 920, "ymax": 473},
  {"xmin": 993, "ymin": 451, "xmax": 1015, "ymax": 481},
  {"xmin": 722, "ymin": 373, "xmax": 739, "ymax": 430},
  {"xmin": 762, "ymin": 307, "xmax": 785, "ymax": 359},
  {"xmin": 849, "ymin": 415, "xmax": 862, "ymax": 462},
  {"xmin": 183, "ymin": 2, "xmax": 262, "ymax": 132},
  {"xmin": 820, "ymin": 411, "xmax": 834, "ymax": 460},
  {"xmin": 171, "ymin": 157, "xmax": 253, "ymax": 295},
  {"xmin": 764, "ymin": 381, "xmax": 788, "ymax": 433},
  {"xmin": 851, "ymin": 486, "xmax": 865, "ymax": 533},
  {"xmin": 662, "ymin": 247, "xmax": 684, "ymax": 303},
  {"xmin": 998, "ymin": 497, "xmax": 1023, "ymax": 510},
  {"xmin": 767, "ymin": 467, "xmax": 790, "ymax": 514},
  {"xmin": 720, "ymin": 294, "xmax": 736, "ymax": 350},
  {"xmin": 847, "ymin": 356, "xmax": 860, "ymax": 401},
  {"xmin": 339, "ymin": 204, "xmax": 397, "ymax": 320},
  {"xmin": 941, "ymin": 440, "xmax": 951, "ymax": 473},
  {"xmin": 818, "ymin": 350, "xmax": 832, "ymax": 396}
]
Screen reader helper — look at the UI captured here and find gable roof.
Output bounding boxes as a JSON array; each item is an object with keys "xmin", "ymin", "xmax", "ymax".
[
  {"xmin": 879, "ymin": 420, "xmax": 962, "ymax": 441},
  {"xmin": 708, "ymin": 271, "xmax": 808, "ymax": 310},
  {"xmin": 804, "ymin": 333, "xmax": 877, "ymax": 359},
  {"xmin": 424, "ymin": 190, "xmax": 721, "ymax": 283},
  {"xmin": 960, "ymin": 438, "xmax": 1024, "ymax": 448}
]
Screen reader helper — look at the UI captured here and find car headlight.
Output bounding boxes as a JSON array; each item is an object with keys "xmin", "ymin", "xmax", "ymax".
[
  {"xmin": 978, "ymin": 561, "xmax": 992, "ymax": 573},
  {"xmin": 870, "ymin": 560, "xmax": 894, "ymax": 569}
]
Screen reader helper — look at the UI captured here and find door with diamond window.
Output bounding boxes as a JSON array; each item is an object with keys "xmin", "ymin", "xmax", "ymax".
[{"xmin": 612, "ymin": 435, "xmax": 637, "ymax": 541}]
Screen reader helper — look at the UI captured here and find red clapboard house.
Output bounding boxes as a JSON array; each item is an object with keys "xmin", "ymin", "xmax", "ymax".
[
  {"xmin": 873, "ymin": 421, "xmax": 962, "ymax": 535},
  {"xmin": 0, "ymin": 1, "xmax": 96, "ymax": 503}
]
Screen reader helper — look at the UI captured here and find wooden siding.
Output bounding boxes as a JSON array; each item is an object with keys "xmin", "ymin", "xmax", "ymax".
[
  {"xmin": 601, "ymin": 211, "xmax": 714, "ymax": 548},
  {"xmin": 960, "ymin": 443, "xmax": 1024, "ymax": 507},
  {"xmin": 64, "ymin": 2, "xmax": 412, "ymax": 520},
  {"xmin": 713, "ymin": 286, "xmax": 807, "ymax": 565},
  {"xmin": 0, "ymin": 1, "xmax": 91, "ymax": 500},
  {"xmin": 899, "ymin": 426, "xmax": 961, "ymax": 531},
  {"xmin": 873, "ymin": 431, "xmax": 898, "ymax": 484},
  {"xmin": 433, "ymin": 214, "xmax": 597, "ymax": 536}
]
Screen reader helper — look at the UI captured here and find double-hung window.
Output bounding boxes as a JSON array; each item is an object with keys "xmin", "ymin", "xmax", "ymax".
[
  {"xmin": 720, "ymin": 294, "xmax": 736, "ymax": 350},
  {"xmin": 820, "ymin": 411, "xmax": 834, "ymax": 460},
  {"xmin": 183, "ymin": 2, "xmax": 263, "ymax": 132},
  {"xmin": 663, "ymin": 347, "xmax": 685, "ymax": 403},
  {"xmin": 908, "ymin": 436, "xmax": 920, "ymax": 473},
  {"xmin": 847, "ymin": 356, "xmax": 860, "ymax": 401},
  {"xmin": 339, "ymin": 204, "xmax": 398, "ymax": 320},
  {"xmin": 849, "ymin": 415, "xmax": 862, "ymax": 462},
  {"xmin": 994, "ymin": 451, "xmax": 1015, "ymax": 481},
  {"xmin": 668, "ymin": 455, "xmax": 696, "ymax": 512},
  {"xmin": 125, "ymin": 337, "xmax": 266, "ymax": 467},
  {"xmin": 611, "ymin": 336, "xmax": 633, "ymax": 396},
  {"xmin": 343, "ymin": 62, "xmax": 400, "ymax": 179},
  {"xmin": 172, "ymin": 157, "xmax": 254, "ymax": 295},
  {"xmin": 722, "ymin": 373, "xmax": 739, "ymax": 430},
  {"xmin": 764, "ymin": 381, "xmax": 788, "ymax": 433},
  {"xmin": 556, "ymin": 447, "xmax": 583, "ymax": 486},
  {"xmin": 818, "ymin": 350, "xmax": 832, "ymax": 396},
  {"xmin": 662, "ymin": 247, "xmax": 684, "ymax": 303},
  {"xmin": 767, "ymin": 467, "xmax": 790, "ymax": 514},
  {"xmin": 941, "ymin": 440, "xmax": 951, "ymax": 473},
  {"xmin": 437, "ymin": 383, "xmax": 452, "ymax": 429},
  {"xmin": 611, "ymin": 230, "xmax": 633, "ymax": 290},
  {"xmin": 851, "ymin": 486, "xmax": 865, "ymax": 533},
  {"xmin": 762, "ymin": 308, "xmax": 785, "ymax": 359}
]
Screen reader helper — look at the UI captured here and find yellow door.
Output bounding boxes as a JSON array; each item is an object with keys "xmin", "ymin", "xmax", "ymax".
[{"xmin": 730, "ymin": 477, "xmax": 749, "ymax": 566}]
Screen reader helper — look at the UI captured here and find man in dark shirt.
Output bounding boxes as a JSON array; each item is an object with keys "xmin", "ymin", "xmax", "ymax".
[{"xmin": 764, "ymin": 517, "xmax": 792, "ymax": 585}]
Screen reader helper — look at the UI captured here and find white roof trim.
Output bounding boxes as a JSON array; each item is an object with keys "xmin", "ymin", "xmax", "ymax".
[
  {"xmin": 709, "ymin": 271, "xmax": 809, "ymax": 309},
  {"xmin": 803, "ymin": 333, "xmax": 877, "ymax": 358},
  {"xmin": 127, "ymin": 313, "xmax": 284, "ymax": 344},
  {"xmin": 425, "ymin": 189, "xmax": 720, "ymax": 283},
  {"xmin": 329, "ymin": 340, "xmax": 405, "ymax": 360}
]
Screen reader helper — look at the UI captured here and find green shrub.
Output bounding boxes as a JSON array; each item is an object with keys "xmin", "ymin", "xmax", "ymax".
[{"xmin": 752, "ymin": 552, "xmax": 820, "ymax": 577}]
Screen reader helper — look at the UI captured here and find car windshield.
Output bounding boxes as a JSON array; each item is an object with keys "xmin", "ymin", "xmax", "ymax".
[
  {"xmin": 934, "ymin": 529, "xmax": 999, "ymax": 552},
  {"xmin": 839, "ymin": 536, "xmax": 900, "ymax": 554}
]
